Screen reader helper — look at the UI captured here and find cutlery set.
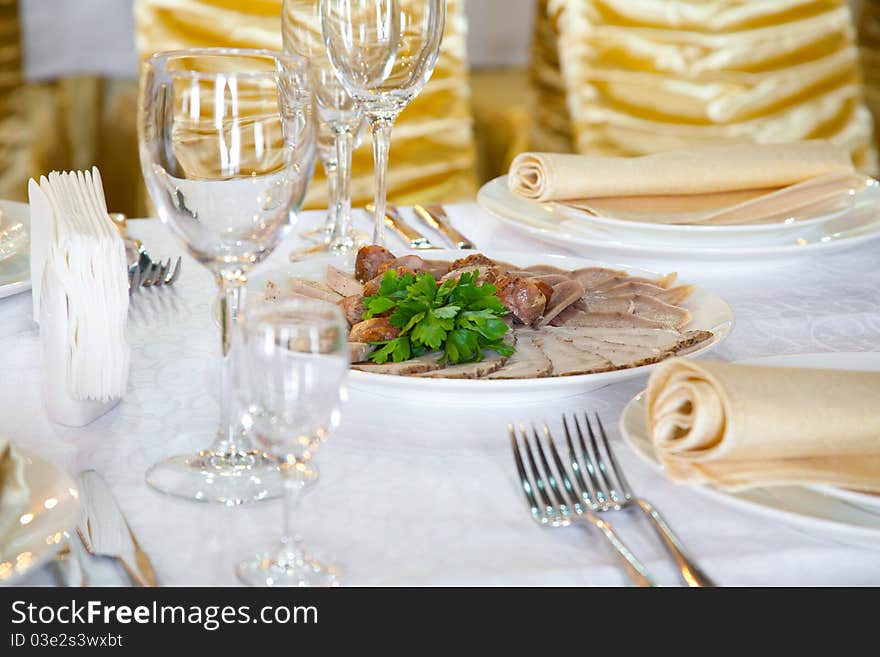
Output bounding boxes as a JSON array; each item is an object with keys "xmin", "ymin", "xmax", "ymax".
[
  {"xmin": 109, "ymin": 213, "xmax": 182, "ymax": 294},
  {"xmin": 55, "ymin": 470, "xmax": 157, "ymax": 587},
  {"xmin": 510, "ymin": 413, "xmax": 714, "ymax": 587}
]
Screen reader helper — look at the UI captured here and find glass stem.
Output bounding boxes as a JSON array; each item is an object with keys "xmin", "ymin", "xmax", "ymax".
[
  {"xmin": 322, "ymin": 159, "xmax": 338, "ymax": 243},
  {"xmin": 280, "ymin": 462, "xmax": 307, "ymax": 549},
  {"xmin": 369, "ymin": 116, "xmax": 394, "ymax": 246},
  {"xmin": 211, "ymin": 276, "xmax": 247, "ymax": 456},
  {"xmin": 329, "ymin": 127, "xmax": 355, "ymax": 253}
]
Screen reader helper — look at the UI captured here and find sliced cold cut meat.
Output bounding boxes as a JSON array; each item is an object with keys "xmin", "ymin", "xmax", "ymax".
[
  {"xmin": 537, "ymin": 279, "xmax": 586, "ymax": 327},
  {"xmin": 580, "ymin": 293, "xmax": 691, "ymax": 328},
  {"xmin": 352, "ymin": 353, "xmax": 443, "ymax": 376},
  {"xmin": 486, "ymin": 333, "xmax": 552, "ymax": 379},
  {"xmin": 326, "ymin": 266, "xmax": 363, "ymax": 297},
  {"xmin": 349, "ymin": 317, "xmax": 400, "ymax": 342},
  {"xmin": 288, "ymin": 278, "xmax": 342, "ymax": 304}
]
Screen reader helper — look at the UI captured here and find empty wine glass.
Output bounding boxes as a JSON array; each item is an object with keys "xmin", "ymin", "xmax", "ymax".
[
  {"xmin": 320, "ymin": 0, "xmax": 445, "ymax": 245},
  {"xmin": 283, "ymin": 0, "xmax": 364, "ymax": 254},
  {"xmin": 235, "ymin": 298, "xmax": 349, "ymax": 587},
  {"xmin": 137, "ymin": 48, "xmax": 316, "ymax": 504}
]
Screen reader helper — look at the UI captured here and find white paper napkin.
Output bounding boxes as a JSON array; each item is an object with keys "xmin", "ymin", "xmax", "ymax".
[{"xmin": 28, "ymin": 168, "xmax": 130, "ymax": 405}]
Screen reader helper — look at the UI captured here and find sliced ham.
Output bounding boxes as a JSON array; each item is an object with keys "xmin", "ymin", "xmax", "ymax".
[
  {"xmin": 550, "ymin": 307, "xmax": 669, "ymax": 330},
  {"xmin": 414, "ymin": 352, "xmax": 508, "ymax": 378},
  {"xmin": 352, "ymin": 353, "xmax": 443, "ymax": 376},
  {"xmin": 531, "ymin": 334, "xmax": 616, "ymax": 376},
  {"xmin": 288, "ymin": 278, "xmax": 342, "ymax": 304},
  {"xmin": 486, "ymin": 333, "xmax": 552, "ymax": 379},
  {"xmin": 326, "ymin": 266, "xmax": 363, "ymax": 297},
  {"xmin": 603, "ymin": 281, "xmax": 694, "ymax": 305},
  {"xmin": 536, "ymin": 279, "xmax": 586, "ymax": 327},
  {"xmin": 580, "ymin": 293, "xmax": 691, "ymax": 329}
]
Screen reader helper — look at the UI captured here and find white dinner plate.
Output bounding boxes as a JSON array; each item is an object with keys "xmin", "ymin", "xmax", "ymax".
[
  {"xmin": 0, "ymin": 200, "xmax": 31, "ymax": 300},
  {"xmin": 477, "ymin": 176, "xmax": 880, "ymax": 264},
  {"xmin": 240, "ymin": 248, "xmax": 734, "ymax": 405},
  {"xmin": 0, "ymin": 449, "xmax": 80, "ymax": 585},
  {"xmin": 619, "ymin": 352, "xmax": 880, "ymax": 547}
]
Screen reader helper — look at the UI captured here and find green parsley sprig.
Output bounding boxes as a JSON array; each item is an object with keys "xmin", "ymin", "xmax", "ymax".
[{"xmin": 363, "ymin": 270, "xmax": 514, "ymax": 365}]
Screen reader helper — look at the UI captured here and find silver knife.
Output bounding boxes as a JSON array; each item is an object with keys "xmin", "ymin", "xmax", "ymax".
[
  {"xmin": 76, "ymin": 470, "xmax": 158, "ymax": 587},
  {"xmin": 365, "ymin": 203, "xmax": 438, "ymax": 250},
  {"xmin": 413, "ymin": 204, "xmax": 475, "ymax": 249}
]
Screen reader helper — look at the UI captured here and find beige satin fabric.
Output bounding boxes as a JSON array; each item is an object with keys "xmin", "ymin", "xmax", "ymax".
[
  {"xmin": 0, "ymin": 437, "xmax": 28, "ymax": 547},
  {"xmin": 539, "ymin": 0, "xmax": 876, "ymax": 173},
  {"xmin": 134, "ymin": 0, "xmax": 478, "ymax": 209},
  {"xmin": 646, "ymin": 359, "xmax": 880, "ymax": 492}
]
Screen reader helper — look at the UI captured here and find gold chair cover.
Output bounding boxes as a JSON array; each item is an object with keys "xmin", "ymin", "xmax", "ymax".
[
  {"xmin": 539, "ymin": 0, "xmax": 876, "ymax": 172},
  {"xmin": 133, "ymin": 0, "xmax": 478, "ymax": 209}
]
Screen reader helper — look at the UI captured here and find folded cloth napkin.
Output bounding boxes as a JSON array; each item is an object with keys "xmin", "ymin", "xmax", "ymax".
[
  {"xmin": 508, "ymin": 142, "xmax": 869, "ymax": 226},
  {"xmin": 0, "ymin": 438, "xmax": 29, "ymax": 549},
  {"xmin": 646, "ymin": 358, "xmax": 880, "ymax": 492},
  {"xmin": 28, "ymin": 168, "xmax": 129, "ymax": 406}
]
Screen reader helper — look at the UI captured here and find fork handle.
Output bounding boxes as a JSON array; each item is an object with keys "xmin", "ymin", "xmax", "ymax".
[
  {"xmin": 579, "ymin": 514, "xmax": 655, "ymax": 587},
  {"xmin": 635, "ymin": 499, "xmax": 716, "ymax": 587}
]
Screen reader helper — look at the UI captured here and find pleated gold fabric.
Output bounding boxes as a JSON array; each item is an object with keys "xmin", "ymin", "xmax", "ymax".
[
  {"xmin": 541, "ymin": 0, "xmax": 876, "ymax": 173},
  {"xmin": 859, "ymin": 0, "xmax": 880, "ymax": 154},
  {"xmin": 133, "ymin": 0, "xmax": 478, "ymax": 209}
]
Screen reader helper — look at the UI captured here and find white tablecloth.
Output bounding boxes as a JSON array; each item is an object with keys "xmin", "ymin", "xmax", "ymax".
[{"xmin": 3, "ymin": 204, "xmax": 880, "ymax": 586}]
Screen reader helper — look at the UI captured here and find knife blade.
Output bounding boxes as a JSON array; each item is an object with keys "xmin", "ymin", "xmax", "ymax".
[
  {"xmin": 413, "ymin": 204, "xmax": 475, "ymax": 250},
  {"xmin": 365, "ymin": 203, "xmax": 438, "ymax": 250},
  {"xmin": 75, "ymin": 470, "xmax": 157, "ymax": 587}
]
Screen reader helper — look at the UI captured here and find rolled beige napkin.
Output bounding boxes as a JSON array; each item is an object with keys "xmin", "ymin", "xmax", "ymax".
[
  {"xmin": 0, "ymin": 438, "xmax": 29, "ymax": 547},
  {"xmin": 508, "ymin": 142, "xmax": 865, "ymax": 226},
  {"xmin": 646, "ymin": 359, "xmax": 880, "ymax": 492}
]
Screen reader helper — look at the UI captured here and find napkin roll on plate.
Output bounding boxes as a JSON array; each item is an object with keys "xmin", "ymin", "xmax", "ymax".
[
  {"xmin": 28, "ymin": 168, "xmax": 130, "ymax": 427},
  {"xmin": 508, "ymin": 142, "xmax": 873, "ymax": 226},
  {"xmin": 0, "ymin": 438, "xmax": 28, "ymax": 549},
  {"xmin": 646, "ymin": 358, "xmax": 880, "ymax": 493}
]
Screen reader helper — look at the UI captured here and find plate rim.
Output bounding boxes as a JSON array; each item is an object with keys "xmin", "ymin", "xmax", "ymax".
[
  {"xmin": 618, "ymin": 351, "xmax": 880, "ymax": 539},
  {"xmin": 246, "ymin": 247, "xmax": 735, "ymax": 392},
  {"xmin": 478, "ymin": 175, "xmax": 880, "ymax": 258},
  {"xmin": 0, "ymin": 447, "xmax": 79, "ymax": 585}
]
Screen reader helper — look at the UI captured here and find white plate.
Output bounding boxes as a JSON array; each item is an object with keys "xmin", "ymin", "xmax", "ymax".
[
  {"xmin": 240, "ymin": 249, "xmax": 734, "ymax": 405},
  {"xmin": 478, "ymin": 176, "xmax": 880, "ymax": 264},
  {"xmin": 619, "ymin": 352, "xmax": 880, "ymax": 547},
  {"xmin": 0, "ymin": 449, "xmax": 80, "ymax": 585},
  {"xmin": 0, "ymin": 200, "xmax": 31, "ymax": 300}
]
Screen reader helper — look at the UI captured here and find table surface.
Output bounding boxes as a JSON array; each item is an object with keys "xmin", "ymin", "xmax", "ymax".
[{"xmin": 3, "ymin": 204, "xmax": 880, "ymax": 586}]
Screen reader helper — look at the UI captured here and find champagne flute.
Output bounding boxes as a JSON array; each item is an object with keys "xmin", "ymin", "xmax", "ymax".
[
  {"xmin": 137, "ymin": 48, "xmax": 316, "ymax": 504},
  {"xmin": 320, "ymin": 0, "xmax": 445, "ymax": 246},
  {"xmin": 235, "ymin": 298, "xmax": 349, "ymax": 587},
  {"xmin": 283, "ymin": 0, "xmax": 364, "ymax": 254}
]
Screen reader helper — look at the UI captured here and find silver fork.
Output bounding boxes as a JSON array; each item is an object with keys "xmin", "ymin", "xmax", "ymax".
[
  {"xmin": 509, "ymin": 423, "xmax": 655, "ymax": 587},
  {"xmin": 111, "ymin": 213, "xmax": 182, "ymax": 293},
  {"xmin": 570, "ymin": 413, "xmax": 716, "ymax": 587}
]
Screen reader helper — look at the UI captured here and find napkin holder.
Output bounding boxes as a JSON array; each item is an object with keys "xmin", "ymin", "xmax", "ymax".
[{"xmin": 40, "ymin": 263, "xmax": 120, "ymax": 427}]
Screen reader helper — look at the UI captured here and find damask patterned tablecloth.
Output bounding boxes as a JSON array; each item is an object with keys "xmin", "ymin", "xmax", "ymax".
[{"xmin": 2, "ymin": 205, "xmax": 879, "ymax": 586}]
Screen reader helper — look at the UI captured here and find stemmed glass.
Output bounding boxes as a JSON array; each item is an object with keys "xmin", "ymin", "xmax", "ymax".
[
  {"xmin": 137, "ymin": 49, "xmax": 316, "ymax": 504},
  {"xmin": 320, "ymin": 0, "xmax": 446, "ymax": 246},
  {"xmin": 235, "ymin": 298, "xmax": 349, "ymax": 587},
  {"xmin": 283, "ymin": 0, "xmax": 363, "ymax": 254}
]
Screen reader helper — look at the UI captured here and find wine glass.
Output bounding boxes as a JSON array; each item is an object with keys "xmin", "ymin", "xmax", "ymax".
[
  {"xmin": 320, "ymin": 0, "xmax": 446, "ymax": 246},
  {"xmin": 235, "ymin": 298, "xmax": 349, "ymax": 587},
  {"xmin": 283, "ymin": 0, "xmax": 364, "ymax": 254},
  {"xmin": 137, "ymin": 48, "xmax": 316, "ymax": 504}
]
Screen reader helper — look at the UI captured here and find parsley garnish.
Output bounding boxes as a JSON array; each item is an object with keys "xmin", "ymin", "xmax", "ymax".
[{"xmin": 363, "ymin": 270, "xmax": 515, "ymax": 365}]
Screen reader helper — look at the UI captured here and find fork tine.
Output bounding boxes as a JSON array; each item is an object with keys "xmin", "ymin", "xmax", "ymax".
[
  {"xmin": 519, "ymin": 424, "xmax": 555, "ymax": 515},
  {"xmin": 166, "ymin": 257, "xmax": 182, "ymax": 284},
  {"xmin": 509, "ymin": 424, "xmax": 542, "ymax": 521},
  {"xmin": 529, "ymin": 424, "xmax": 569, "ymax": 515},
  {"xmin": 572, "ymin": 414, "xmax": 608, "ymax": 506},
  {"xmin": 562, "ymin": 415, "xmax": 596, "ymax": 507},
  {"xmin": 583, "ymin": 413, "xmax": 619, "ymax": 506},
  {"xmin": 157, "ymin": 259, "xmax": 171, "ymax": 287},
  {"xmin": 542, "ymin": 424, "xmax": 582, "ymax": 514},
  {"xmin": 129, "ymin": 265, "xmax": 142, "ymax": 293},
  {"xmin": 594, "ymin": 414, "xmax": 634, "ymax": 501}
]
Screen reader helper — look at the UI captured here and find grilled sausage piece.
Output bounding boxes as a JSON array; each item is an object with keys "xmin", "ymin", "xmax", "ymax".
[
  {"xmin": 494, "ymin": 275, "xmax": 548, "ymax": 326},
  {"xmin": 355, "ymin": 245, "xmax": 396, "ymax": 282},
  {"xmin": 349, "ymin": 317, "xmax": 400, "ymax": 342},
  {"xmin": 338, "ymin": 294, "xmax": 366, "ymax": 327}
]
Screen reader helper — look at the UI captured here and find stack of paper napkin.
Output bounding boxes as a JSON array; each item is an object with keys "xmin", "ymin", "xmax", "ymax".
[{"xmin": 28, "ymin": 168, "xmax": 129, "ymax": 420}]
